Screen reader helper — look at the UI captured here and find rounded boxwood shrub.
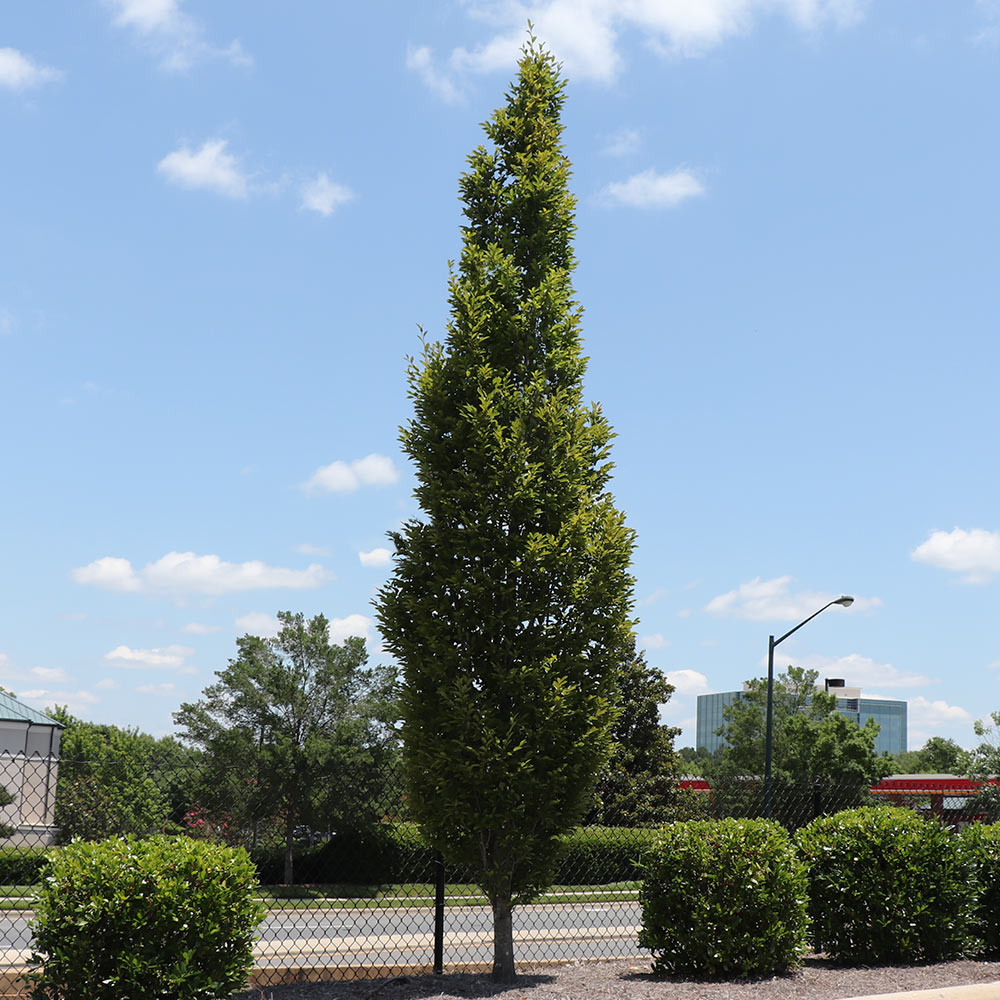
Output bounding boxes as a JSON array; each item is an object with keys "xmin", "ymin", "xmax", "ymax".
[
  {"xmin": 795, "ymin": 806, "xmax": 980, "ymax": 964},
  {"xmin": 638, "ymin": 818, "xmax": 808, "ymax": 978},
  {"xmin": 961, "ymin": 821, "xmax": 1000, "ymax": 956},
  {"xmin": 29, "ymin": 834, "xmax": 266, "ymax": 1000}
]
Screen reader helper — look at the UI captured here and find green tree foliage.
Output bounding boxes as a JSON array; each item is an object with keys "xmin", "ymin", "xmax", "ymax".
[
  {"xmin": 965, "ymin": 711, "xmax": 1000, "ymax": 819},
  {"xmin": 711, "ymin": 666, "xmax": 890, "ymax": 788},
  {"xmin": 173, "ymin": 611, "xmax": 397, "ymax": 884},
  {"xmin": 677, "ymin": 745, "xmax": 717, "ymax": 776},
  {"xmin": 49, "ymin": 706, "xmax": 196, "ymax": 843},
  {"xmin": 375, "ymin": 41, "xmax": 635, "ymax": 983},
  {"xmin": 586, "ymin": 652, "xmax": 681, "ymax": 826},
  {"xmin": 890, "ymin": 736, "xmax": 969, "ymax": 774}
]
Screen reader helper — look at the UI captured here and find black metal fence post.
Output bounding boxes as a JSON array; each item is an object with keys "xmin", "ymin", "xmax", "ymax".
[{"xmin": 433, "ymin": 852, "xmax": 445, "ymax": 974}]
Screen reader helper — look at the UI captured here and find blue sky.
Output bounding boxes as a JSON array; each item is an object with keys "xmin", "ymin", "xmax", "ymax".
[{"xmin": 3, "ymin": 1, "xmax": 999, "ymax": 751}]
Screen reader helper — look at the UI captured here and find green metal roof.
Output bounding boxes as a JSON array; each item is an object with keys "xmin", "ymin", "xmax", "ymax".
[{"xmin": 0, "ymin": 691, "xmax": 62, "ymax": 727}]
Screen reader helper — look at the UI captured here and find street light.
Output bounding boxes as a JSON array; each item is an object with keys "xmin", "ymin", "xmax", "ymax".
[{"xmin": 763, "ymin": 595, "xmax": 854, "ymax": 818}]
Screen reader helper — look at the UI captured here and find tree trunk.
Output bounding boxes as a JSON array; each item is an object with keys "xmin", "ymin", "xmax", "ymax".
[{"xmin": 491, "ymin": 894, "xmax": 516, "ymax": 984}]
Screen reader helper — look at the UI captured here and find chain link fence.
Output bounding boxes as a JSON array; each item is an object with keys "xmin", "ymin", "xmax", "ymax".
[{"xmin": 0, "ymin": 753, "xmax": 990, "ymax": 994}]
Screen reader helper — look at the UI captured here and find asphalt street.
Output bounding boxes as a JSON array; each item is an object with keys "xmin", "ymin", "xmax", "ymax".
[{"xmin": 0, "ymin": 902, "xmax": 645, "ymax": 971}]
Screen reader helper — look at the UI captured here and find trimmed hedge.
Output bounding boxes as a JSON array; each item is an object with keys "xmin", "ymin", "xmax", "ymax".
[
  {"xmin": 251, "ymin": 824, "xmax": 437, "ymax": 886},
  {"xmin": 638, "ymin": 818, "xmax": 808, "ymax": 979},
  {"xmin": 796, "ymin": 806, "xmax": 980, "ymax": 964},
  {"xmin": 554, "ymin": 826, "xmax": 658, "ymax": 884},
  {"xmin": 0, "ymin": 845, "xmax": 50, "ymax": 886},
  {"xmin": 30, "ymin": 835, "xmax": 266, "ymax": 1000},
  {"xmin": 250, "ymin": 823, "xmax": 657, "ymax": 887},
  {"xmin": 961, "ymin": 821, "xmax": 1000, "ymax": 957}
]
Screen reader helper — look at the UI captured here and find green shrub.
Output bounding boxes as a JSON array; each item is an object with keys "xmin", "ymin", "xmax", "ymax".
[
  {"xmin": 961, "ymin": 821, "xmax": 1000, "ymax": 956},
  {"xmin": 251, "ymin": 823, "xmax": 438, "ymax": 886},
  {"xmin": 638, "ymin": 818, "xmax": 808, "ymax": 978},
  {"xmin": 554, "ymin": 826, "xmax": 659, "ymax": 884},
  {"xmin": 0, "ymin": 846, "xmax": 51, "ymax": 885},
  {"xmin": 248, "ymin": 823, "xmax": 663, "ymax": 888},
  {"xmin": 796, "ymin": 806, "xmax": 980, "ymax": 964},
  {"xmin": 29, "ymin": 835, "xmax": 265, "ymax": 1000}
]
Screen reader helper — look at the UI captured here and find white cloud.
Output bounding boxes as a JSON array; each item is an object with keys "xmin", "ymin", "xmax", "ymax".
[
  {"xmin": 406, "ymin": 45, "xmax": 464, "ymax": 104},
  {"xmin": 420, "ymin": 0, "xmax": 867, "ymax": 91},
  {"xmin": 157, "ymin": 139, "xmax": 250, "ymax": 199},
  {"xmin": 359, "ymin": 547, "xmax": 392, "ymax": 568},
  {"xmin": 136, "ymin": 682, "xmax": 177, "ymax": 696},
  {"xmin": 103, "ymin": 0, "xmax": 251, "ymax": 71},
  {"xmin": 602, "ymin": 128, "xmax": 641, "ymax": 157},
  {"xmin": 303, "ymin": 453, "xmax": 400, "ymax": 494},
  {"xmin": 295, "ymin": 543, "xmax": 331, "ymax": 557},
  {"xmin": 30, "ymin": 667, "xmax": 69, "ymax": 683},
  {"xmin": 664, "ymin": 669, "xmax": 710, "ymax": 695},
  {"xmin": 182, "ymin": 622, "xmax": 219, "ymax": 634},
  {"xmin": 600, "ymin": 168, "xmax": 705, "ymax": 208},
  {"xmin": 638, "ymin": 587, "xmax": 668, "ymax": 606},
  {"xmin": 783, "ymin": 652, "xmax": 934, "ymax": 689},
  {"xmin": 105, "ymin": 644, "xmax": 194, "ymax": 668},
  {"xmin": 0, "ymin": 656, "xmax": 71, "ymax": 688},
  {"xmin": 301, "ymin": 173, "xmax": 355, "ymax": 217},
  {"xmin": 912, "ymin": 528, "xmax": 1000, "ymax": 584},
  {"xmin": 328, "ymin": 614, "xmax": 373, "ymax": 645},
  {"xmin": 705, "ymin": 576, "xmax": 881, "ymax": 621},
  {"xmin": 95, "ymin": 678, "xmax": 121, "ymax": 691},
  {"xmin": 640, "ymin": 633, "xmax": 670, "ymax": 649},
  {"xmin": 19, "ymin": 688, "xmax": 99, "ymax": 715},
  {"xmin": 0, "ymin": 48, "xmax": 61, "ymax": 91},
  {"xmin": 235, "ymin": 612, "xmax": 280, "ymax": 637},
  {"xmin": 676, "ymin": 608, "xmax": 693, "ymax": 618},
  {"xmin": 907, "ymin": 696, "xmax": 973, "ymax": 744},
  {"xmin": 73, "ymin": 551, "xmax": 330, "ymax": 596},
  {"xmin": 71, "ymin": 556, "xmax": 141, "ymax": 592},
  {"xmin": 973, "ymin": 0, "xmax": 1000, "ymax": 45}
]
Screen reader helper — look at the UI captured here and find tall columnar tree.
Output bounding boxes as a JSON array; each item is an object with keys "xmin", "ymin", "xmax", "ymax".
[{"xmin": 376, "ymin": 42, "xmax": 635, "ymax": 983}]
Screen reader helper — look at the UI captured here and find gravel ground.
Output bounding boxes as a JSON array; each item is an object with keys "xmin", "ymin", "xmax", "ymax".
[{"xmin": 233, "ymin": 957, "xmax": 1000, "ymax": 1000}]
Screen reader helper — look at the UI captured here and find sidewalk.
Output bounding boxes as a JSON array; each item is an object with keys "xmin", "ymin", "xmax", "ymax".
[{"xmin": 845, "ymin": 984, "xmax": 1000, "ymax": 1000}]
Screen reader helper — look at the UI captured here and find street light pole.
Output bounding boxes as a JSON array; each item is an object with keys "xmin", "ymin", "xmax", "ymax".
[{"xmin": 763, "ymin": 595, "xmax": 854, "ymax": 818}]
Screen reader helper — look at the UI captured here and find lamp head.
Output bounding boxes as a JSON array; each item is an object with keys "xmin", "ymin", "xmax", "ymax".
[{"xmin": 833, "ymin": 595, "xmax": 854, "ymax": 607}]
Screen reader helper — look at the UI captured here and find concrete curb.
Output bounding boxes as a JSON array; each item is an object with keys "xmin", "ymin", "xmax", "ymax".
[{"xmin": 842, "ymin": 984, "xmax": 1000, "ymax": 1000}]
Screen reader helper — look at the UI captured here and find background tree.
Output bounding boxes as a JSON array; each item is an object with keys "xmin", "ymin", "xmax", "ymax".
[
  {"xmin": 891, "ymin": 736, "xmax": 968, "ymax": 774},
  {"xmin": 376, "ymin": 41, "xmax": 635, "ymax": 983},
  {"xmin": 677, "ymin": 746, "xmax": 717, "ymax": 776},
  {"xmin": 173, "ymin": 611, "xmax": 397, "ymax": 884},
  {"xmin": 708, "ymin": 667, "xmax": 891, "ymax": 820},
  {"xmin": 964, "ymin": 711, "xmax": 1000, "ymax": 819},
  {"xmin": 585, "ymin": 651, "xmax": 681, "ymax": 826},
  {"xmin": 49, "ymin": 707, "xmax": 195, "ymax": 842}
]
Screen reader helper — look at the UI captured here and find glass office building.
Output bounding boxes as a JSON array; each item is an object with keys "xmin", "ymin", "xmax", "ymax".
[{"xmin": 696, "ymin": 683, "xmax": 907, "ymax": 757}]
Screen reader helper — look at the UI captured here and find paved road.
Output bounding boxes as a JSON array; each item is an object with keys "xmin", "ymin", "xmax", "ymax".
[{"xmin": 0, "ymin": 902, "xmax": 645, "ymax": 970}]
